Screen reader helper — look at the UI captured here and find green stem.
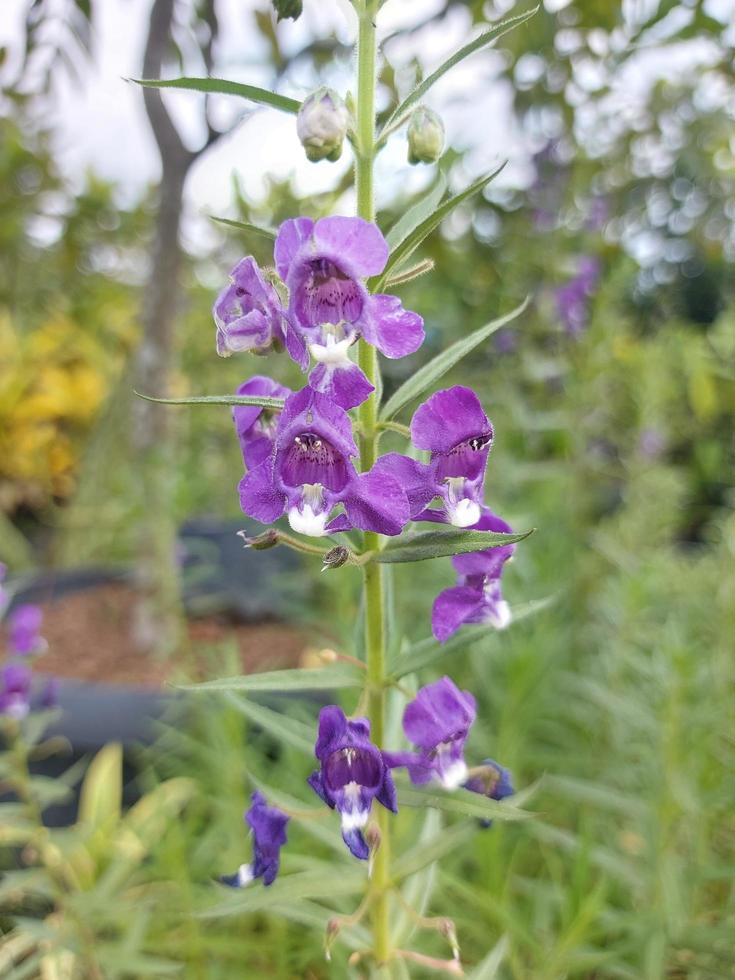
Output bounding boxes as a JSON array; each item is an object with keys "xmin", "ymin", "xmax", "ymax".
[{"xmin": 355, "ymin": 0, "xmax": 392, "ymax": 968}]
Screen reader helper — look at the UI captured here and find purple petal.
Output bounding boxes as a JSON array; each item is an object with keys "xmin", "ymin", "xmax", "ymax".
[
  {"xmin": 343, "ymin": 468, "xmax": 410, "ymax": 536},
  {"xmin": 431, "ymin": 586, "xmax": 486, "ymax": 643},
  {"xmin": 309, "ymin": 361, "xmax": 374, "ymax": 410},
  {"xmin": 403, "ymin": 676, "xmax": 477, "ymax": 749},
  {"xmin": 307, "ymin": 769, "xmax": 333, "ymax": 807},
  {"xmin": 362, "ymin": 294, "xmax": 424, "ymax": 359},
  {"xmin": 342, "ymin": 827, "xmax": 370, "ymax": 860},
  {"xmin": 376, "ymin": 769, "xmax": 398, "ymax": 814},
  {"xmin": 274, "ymin": 217, "xmax": 314, "ymax": 281},
  {"xmin": 232, "ymin": 376, "xmax": 290, "ymax": 471},
  {"xmin": 238, "ymin": 460, "xmax": 285, "ymax": 524},
  {"xmin": 314, "ymin": 704, "xmax": 349, "ymax": 760},
  {"xmin": 370, "ymin": 454, "xmax": 435, "ymax": 518},
  {"xmin": 216, "ymin": 309, "xmax": 273, "ymax": 355},
  {"xmin": 411, "ymin": 386, "xmax": 492, "ymax": 454},
  {"xmin": 284, "ymin": 315, "xmax": 310, "ymax": 371},
  {"xmin": 312, "ymin": 216, "xmax": 388, "ymax": 277},
  {"xmin": 278, "ymin": 387, "xmax": 358, "ymax": 462}
]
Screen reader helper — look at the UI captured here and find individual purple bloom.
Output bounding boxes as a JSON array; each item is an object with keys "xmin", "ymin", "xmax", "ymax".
[
  {"xmin": 213, "ymin": 257, "xmax": 288, "ymax": 357},
  {"xmin": 40, "ymin": 676, "xmax": 60, "ymax": 710},
  {"xmin": 238, "ymin": 386, "xmax": 409, "ymax": 537},
  {"xmin": 394, "ymin": 386, "xmax": 495, "ymax": 528},
  {"xmin": 464, "ymin": 758, "xmax": 515, "ymax": 828},
  {"xmin": 0, "ymin": 662, "xmax": 32, "ymax": 720},
  {"xmin": 385, "ymin": 677, "xmax": 476, "ymax": 790},
  {"xmin": 554, "ymin": 256, "xmax": 600, "ymax": 337},
  {"xmin": 220, "ymin": 791, "xmax": 289, "ymax": 888},
  {"xmin": 307, "ymin": 705, "xmax": 397, "ymax": 860},
  {"xmin": 8, "ymin": 604, "xmax": 44, "ymax": 656},
  {"xmin": 432, "ymin": 509, "xmax": 515, "ymax": 643},
  {"xmin": 274, "ymin": 216, "xmax": 424, "ymax": 409},
  {"xmin": 232, "ymin": 376, "xmax": 292, "ymax": 470}
]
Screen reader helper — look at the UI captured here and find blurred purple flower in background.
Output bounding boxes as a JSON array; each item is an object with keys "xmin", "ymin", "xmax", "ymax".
[
  {"xmin": 220, "ymin": 791, "xmax": 290, "ymax": 888},
  {"xmin": 386, "ymin": 677, "xmax": 477, "ymax": 790},
  {"xmin": 638, "ymin": 427, "xmax": 666, "ymax": 461},
  {"xmin": 8, "ymin": 604, "xmax": 45, "ymax": 656},
  {"xmin": 554, "ymin": 256, "xmax": 600, "ymax": 337},
  {"xmin": 308, "ymin": 705, "xmax": 397, "ymax": 859},
  {"xmin": 0, "ymin": 662, "xmax": 32, "ymax": 720}
]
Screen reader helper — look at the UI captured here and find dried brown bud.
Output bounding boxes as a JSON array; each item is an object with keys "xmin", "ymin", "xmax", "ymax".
[{"xmin": 237, "ymin": 529, "xmax": 279, "ymax": 550}]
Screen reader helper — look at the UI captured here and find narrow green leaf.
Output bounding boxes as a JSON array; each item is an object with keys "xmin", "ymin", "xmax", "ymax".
[
  {"xmin": 199, "ymin": 868, "xmax": 365, "ymax": 918},
  {"xmin": 382, "ymin": 7, "xmax": 540, "ymax": 131},
  {"xmin": 467, "ymin": 936, "xmax": 510, "ymax": 979},
  {"xmin": 178, "ymin": 665, "xmax": 363, "ymax": 694},
  {"xmin": 384, "ymin": 258, "xmax": 435, "ymax": 289},
  {"xmin": 397, "ymin": 784, "xmax": 532, "ymax": 822},
  {"xmin": 210, "ymin": 216, "xmax": 277, "ymax": 240},
  {"xmin": 392, "ymin": 595, "xmax": 555, "ymax": 678},
  {"xmin": 385, "ymin": 175, "xmax": 447, "ymax": 250},
  {"xmin": 373, "ymin": 527, "xmax": 533, "ymax": 564},
  {"xmin": 132, "ymin": 76, "xmax": 300, "ymax": 114},
  {"xmin": 133, "ymin": 391, "xmax": 285, "ymax": 409},
  {"xmin": 392, "ymin": 821, "xmax": 474, "ymax": 882},
  {"xmin": 372, "ymin": 165, "xmax": 506, "ymax": 290},
  {"xmin": 225, "ymin": 692, "xmax": 314, "ymax": 755},
  {"xmin": 78, "ymin": 743, "xmax": 122, "ymax": 828},
  {"xmin": 380, "ymin": 297, "xmax": 530, "ymax": 421}
]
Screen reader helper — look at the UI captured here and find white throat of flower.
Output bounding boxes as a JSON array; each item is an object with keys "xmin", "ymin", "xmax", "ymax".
[
  {"xmin": 484, "ymin": 597, "xmax": 512, "ymax": 630},
  {"xmin": 444, "ymin": 477, "xmax": 480, "ymax": 528},
  {"xmin": 340, "ymin": 781, "xmax": 369, "ymax": 831},
  {"xmin": 235, "ymin": 863, "xmax": 255, "ymax": 888},
  {"xmin": 309, "ymin": 323, "xmax": 354, "ymax": 368},
  {"xmin": 288, "ymin": 483, "xmax": 329, "ymax": 537}
]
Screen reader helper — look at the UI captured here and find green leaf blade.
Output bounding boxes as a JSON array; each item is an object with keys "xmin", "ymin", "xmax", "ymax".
[
  {"xmin": 210, "ymin": 216, "xmax": 277, "ymax": 240},
  {"xmin": 380, "ymin": 297, "xmax": 530, "ymax": 421},
  {"xmin": 132, "ymin": 76, "xmax": 300, "ymax": 114},
  {"xmin": 385, "ymin": 175, "xmax": 447, "ymax": 250},
  {"xmin": 133, "ymin": 391, "xmax": 285, "ymax": 409},
  {"xmin": 374, "ymin": 527, "xmax": 533, "ymax": 564},
  {"xmin": 397, "ymin": 783, "xmax": 532, "ymax": 823},
  {"xmin": 198, "ymin": 869, "xmax": 365, "ymax": 919},
  {"xmin": 178, "ymin": 665, "xmax": 363, "ymax": 694},
  {"xmin": 225, "ymin": 693, "xmax": 314, "ymax": 755}
]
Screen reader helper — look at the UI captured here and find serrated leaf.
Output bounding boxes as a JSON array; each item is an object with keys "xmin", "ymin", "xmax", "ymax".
[
  {"xmin": 380, "ymin": 297, "xmax": 530, "ymax": 421},
  {"xmin": 210, "ymin": 215, "xmax": 277, "ymax": 239},
  {"xmin": 385, "ymin": 176, "xmax": 447, "ymax": 250},
  {"xmin": 371, "ymin": 166, "xmax": 506, "ymax": 290},
  {"xmin": 373, "ymin": 527, "xmax": 533, "ymax": 564},
  {"xmin": 133, "ymin": 391, "xmax": 285, "ymax": 409},
  {"xmin": 392, "ymin": 595, "xmax": 555, "ymax": 678},
  {"xmin": 178, "ymin": 665, "xmax": 362, "ymax": 694},
  {"xmin": 467, "ymin": 935, "xmax": 510, "ymax": 979},
  {"xmin": 382, "ymin": 7, "xmax": 539, "ymax": 131},
  {"xmin": 132, "ymin": 76, "xmax": 300, "ymax": 114},
  {"xmin": 77, "ymin": 743, "xmax": 122, "ymax": 829},
  {"xmin": 397, "ymin": 784, "xmax": 532, "ymax": 822},
  {"xmin": 199, "ymin": 868, "xmax": 364, "ymax": 919},
  {"xmin": 225, "ymin": 692, "xmax": 314, "ymax": 755}
]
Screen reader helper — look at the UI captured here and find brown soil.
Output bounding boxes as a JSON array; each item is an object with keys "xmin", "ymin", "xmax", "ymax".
[{"xmin": 22, "ymin": 584, "xmax": 309, "ymax": 689}]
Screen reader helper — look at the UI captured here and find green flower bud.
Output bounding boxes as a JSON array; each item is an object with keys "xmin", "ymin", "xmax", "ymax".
[
  {"xmin": 272, "ymin": 0, "xmax": 302, "ymax": 21},
  {"xmin": 297, "ymin": 87, "xmax": 350, "ymax": 163},
  {"xmin": 407, "ymin": 106, "xmax": 445, "ymax": 165}
]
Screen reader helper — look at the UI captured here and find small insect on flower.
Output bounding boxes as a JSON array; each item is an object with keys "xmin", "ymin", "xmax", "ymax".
[
  {"xmin": 220, "ymin": 791, "xmax": 290, "ymax": 888},
  {"xmin": 308, "ymin": 705, "xmax": 397, "ymax": 860},
  {"xmin": 385, "ymin": 677, "xmax": 477, "ymax": 790}
]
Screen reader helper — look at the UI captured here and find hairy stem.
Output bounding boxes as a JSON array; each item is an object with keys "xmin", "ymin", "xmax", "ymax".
[{"xmin": 355, "ymin": 0, "xmax": 392, "ymax": 969}]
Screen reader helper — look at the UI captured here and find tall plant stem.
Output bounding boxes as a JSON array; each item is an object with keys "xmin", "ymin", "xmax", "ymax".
[{"xmin": 355, "ymin": 0, "xmax": 391, "ymax": 969}]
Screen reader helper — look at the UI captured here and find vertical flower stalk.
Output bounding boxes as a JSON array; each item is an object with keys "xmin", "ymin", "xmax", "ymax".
[{"xmin": 354, "ymin": 0, "xmax": 391, "ymax": 966}]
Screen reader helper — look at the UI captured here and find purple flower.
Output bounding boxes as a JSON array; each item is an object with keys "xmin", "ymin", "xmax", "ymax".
[
  {"xmin": 385, "ymin": 677, "xmax": 476, "ymax": 790},
  {"xmin": 8, "ymin": 604, "xmax": 44, "ymax": 656},
  {"xmin": 432, "ymin": 509, "xmax": 515, "ymax": 643},
  {"xmin": 238, "ymin": 386, "xmax": 409, "ymax": 537},
  {"xmin": 220, "ymin": 791, "xmax": 289, "ymax": 888},
  {"xmin": 554, "ymin": 257, "xmax": 600, "ymax": 337},
  {"xmin": 213, "ymin": 257, "xmax": 288, "ymax": 357},
  {"xmin": 464, "ymin": 758, "xmax": 514, "ymax": 828},
  {"xmin": 274, "ymin": 216, "xmax": 424, "ymax": 409},
  {"xmin": 308, "ymin": 705, "xmax": 397, "ymax": 860},
  {"xmin": 0, "ymin": 662, "xmax": 32, "ymax": 720},
  {"xmin": 232, "ymin": 376, "xmax": 292, "ymax": 470}
]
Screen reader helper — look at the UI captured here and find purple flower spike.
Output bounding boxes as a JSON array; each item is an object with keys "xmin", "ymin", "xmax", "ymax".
[
  {"xmin": 274, "ymin": 216, "xmax": 424, "ymax": 409},
  {"xmin": 8, "ymin": 604, "xmax": 44, "ymax": 656},
  {"xmin": 213, "ymin": 257, "xmax": 288, "ymax": 357},
  {"xmin": 554, "ymin": 256, "xmax": 600, "ymax": 337},
  {"xmin": 238, "ymin": 386, "xmax": 410, "ymax": 537},
  {"xmin": 232, "ymin": 376, "xmax": 292, "ymax": 470},
  {"xmin": 432, "ymin": 509, "xmax": 515, "ymax": 643},
  {"xmin": 410, "ymin": 386, "xmax": 494, "ymax": 527},
  {"xmin": 220, "ymin": 791, "xmax": 289, "ymax": 888},
  {"xmin": 0, "ymin": 662, "xmax": 32, "ymax": 720},
  {"xmin": 386, "ymin": 677, "xmax": 476, "ymax": 790},
  {"xmin": 308, "ymin": 705, "xmax": 397, "ymax": 860},
  {"xmin": 464, "ymin": 758, "xmax": 514, "ymax": 828}
]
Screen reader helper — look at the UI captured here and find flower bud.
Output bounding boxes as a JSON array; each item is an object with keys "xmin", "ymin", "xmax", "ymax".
[
  {"xmin": 272, "ymin": 0, "xmax": 302, "ymax": 21},
  {"xmin": 321, "ymin": 545, "xmax": 350, "ymax": 571},
  {"xmin": 297, "ymin": 87, "xmax": 350, "ymax": 163},
  {"xmin": 237, "ymin": 528, "xmax": 279, "ymax": 550},
  {"xmin": 407, "ymin": 106, "xmax": 445, "ymax": 165}
]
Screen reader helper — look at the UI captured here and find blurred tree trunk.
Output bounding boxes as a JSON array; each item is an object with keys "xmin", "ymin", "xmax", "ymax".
[{"xmin": 133, "ymin": 0, "xmax": 219, "ymax": 656}]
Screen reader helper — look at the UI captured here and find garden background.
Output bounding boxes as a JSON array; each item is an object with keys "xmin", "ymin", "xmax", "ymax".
[{"xmin": 1, "ymin": 0, "xmax": 734, "ymax": 976}]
